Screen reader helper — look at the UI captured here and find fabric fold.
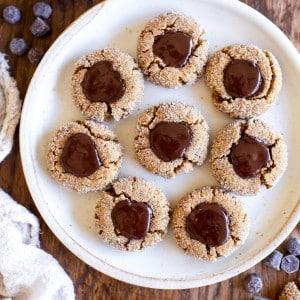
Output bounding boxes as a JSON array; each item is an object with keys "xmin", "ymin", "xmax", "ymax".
[{"xmin": 0, "ymin": 189, "xmax": 75, "ymax": 300}]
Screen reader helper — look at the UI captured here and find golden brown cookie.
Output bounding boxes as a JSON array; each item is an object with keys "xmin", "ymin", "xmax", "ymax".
[
  {"xmin": 210, "ymin": 119, "xmax": 288, "ymax": 195},
  {"xmin": 47, "ymin": 120, "xmax": 122, "ymax": 193},
  {"xmin": 135, "ymin": 102, "xmax": 209, "ymax": 178},
  {"xmin": 137, "ymin": 13, "xmax": 209, "ymax": 88},
  {"xmin": 95, "ymin": 177, "xmax": 170, "ymax": 251},
  {"xmin": 205, "ymin": 44, "xmax": 282, "ymax": 118},
  {"xmin": 172, "ymin": 186, "xmax": 250, "ymax": 261},
  {"xmin": 72, "ymin": 48, "xmax": 144, "ymax": 121}
]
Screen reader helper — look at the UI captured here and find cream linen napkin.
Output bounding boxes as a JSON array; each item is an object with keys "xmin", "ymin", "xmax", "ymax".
[
  {"xmin": 0, "ymin": 53, "xmax": 75, "ymax": 300},
  {"xmin": 0, "ymin": 189, "xmax": 75, "ymax": 300},
  {"xmin": 0, "ymin": 53, "xmax": 21, "ymax": 162}
]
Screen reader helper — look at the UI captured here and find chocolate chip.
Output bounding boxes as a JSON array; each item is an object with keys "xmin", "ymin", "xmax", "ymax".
[
  {"xmin": 263, "ymin": 250, "xmax": 283, "ymax": 270},
  {"xmin": 9, "ymin": 38, "xmax": 28, "ymax": 56},
  {"xmin": 230, "ymin": 134, "xmax": 271, "ymax": 179},
  {"xmin": 244, "ymin": 273, "xmax": 263, "ymax": 294},
  {"xmin": 111, "ymin": 200, "xmax": 152, "ymax": 240},
  {"xmin": 33, "ymin": 2, "xmax": 52, "ymax": 19},
  {"xmin": 286, "ymin": 237, "xmax": 300, "ymax": 256},
  {"xmin": 28, "ymin": 47, "xmax": 44, "ymax": 64},
  {"xmin": 3, "ymin": 6, "xmax": 21, "ymax": 24},
  {"xmin": 149, "ymin": 121, "xmax": 192, "ymax": 162},
  {"xmin": 153, "ymin": 31, "xmax": 193, "ymax": 68},
  {"xmin": 224, "ymin": 59, "xmax": 263, "ymax": 98},
  {"xmin": 81, "ymin": 60, "xmax": 125, "ymax": 103},
  {"xmin": 281, "ymin": 255, "xmax": 299, "ymax": 274},
  {"xmin": 30, "ymin": 17, "xmax": 50, "ymax": 37},
  {"xmin": 186, "ymin": 203, "xmax": 230, "ymax": 247},
  {"xmin": 61, "ymin": 133, "xmax": 101, "ymax": 177}
]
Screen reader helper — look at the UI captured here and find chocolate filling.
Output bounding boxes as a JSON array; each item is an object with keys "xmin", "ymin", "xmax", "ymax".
[
  {"xmin": 81, "ymin": 60, "xmax": 125, "ymax": 103},
  {"xmin": 229, "ymin": 134, "xmax": 271, "ymax": 179},
  {"xmin": 111, "ymin": 200, "xmax": 152, "ymax": 240},
  {"xmin": 223, "ymin": 59, "xmax": 263, "ymax": 98},
  {"xmin": 153, "ymin": 31, "xmax": 193, "ymax": 68},
  {"xmin": 149, "ymin": 121, "xmax": 192, "ymax": 162},
  {"xmin": 186, "ymin": 202, "xmax": 230, "ymax": 247},
  {"xmin": 61, "ymin": 133, "xmax": 101, "ymax": 177}
]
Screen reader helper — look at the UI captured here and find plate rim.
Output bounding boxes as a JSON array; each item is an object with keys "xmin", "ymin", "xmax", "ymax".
[{"xmin": 19, "ymin": 0, "xmax": 300, "ymax": 289}]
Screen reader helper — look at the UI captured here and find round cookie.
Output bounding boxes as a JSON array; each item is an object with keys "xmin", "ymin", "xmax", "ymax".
[
  {"xmin": 47, "ymin": 120, "xmax": 122, "ymax": 193},
  {"xmin": 135, "ymin": 103, "xmax": 209, "ymax": 178},
  {"xmin": 210, "ymin": 119, "xmax": 288, "ymax": 195},
  {"xmin": 137, "ymin": 13, "xmax": 209, "ymax": 88},
  {"xmin": 205, "ymin": 44, "xmax": 282, "ymax": 119},
  {"xmin": 95, "ymin": 177, "xmax": 170, "ymax": 251},
  {"xmin": 72, "ymin": 48, "xmax": 144, "ymax": 121},
  {"xmin": 172, "ymin": 186, "xmax": 250, "ymax": 261}
]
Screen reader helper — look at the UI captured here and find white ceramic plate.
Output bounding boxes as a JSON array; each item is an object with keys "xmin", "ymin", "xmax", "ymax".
[{"xmin": 20, "ymin": 0, "xmax": 300, "ymax": 289}]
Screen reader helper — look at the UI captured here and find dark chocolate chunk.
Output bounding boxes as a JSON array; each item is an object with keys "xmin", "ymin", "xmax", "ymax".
[
  {"xmin": 263, "ymin": 250, "xmax": 283, "ymax": 270},
  {"xmin": 9, "ymin": 38, "xmax": 28, "ymax": 56},
  {"xmin": 286, "ymin": 237, "xmax": 300, "ymax": 256},
  {"xmin": 149, "ymin": 121, "xmax": 192, "ymax": 162},
  {"xmin": 224, "ymin": 59, "xmax": 263, "ymax": 98},
  {"xmin": 81, "ymin": 60, "xmax": 125, "ymax": 103},
  {"xmin": 3, "ymin": 6, "xmax": 21, "ymax": 24},
  {"xmin": 186, "ymin": 202, "xmax": 230, "ymax": 247},
  {"xmin": 153, "ymin": 31, "xmax": 193, "ymax": 68},
  {"xmin": 281, "ymin": 255, "xmax": 299, "ymax": 274},
  {"xmin": 111, "ymin": 200, "xmax": 152, "ymax": 240},
  {"xmin": 61, "ymin": 133, "xmax": 101, "ymax": 177},
  {"xmin": 230, "ymin": 134, "xmax": 271, "ymax": 179},
  {"xmin": 33, "ymin": 2, "xmax": 52, "ymax": 19},
  {"xmin": 28, "ymin": 47, "xmax": 44, "ymax": 64},
  {"xmin": 244, "ymin": 273, "xmax": 263, "ymax": 294},
  {"xmin": 30, "ymin": 17, "xmax": 50, "ymax": 37}
]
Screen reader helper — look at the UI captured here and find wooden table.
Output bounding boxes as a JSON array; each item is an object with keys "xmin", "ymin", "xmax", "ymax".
[{"xmin": 0, "ymin": 1, "xmax": 299, "ymax": 299}]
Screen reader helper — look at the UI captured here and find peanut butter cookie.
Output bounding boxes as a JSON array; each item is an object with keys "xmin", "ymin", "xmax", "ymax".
[
  {"xmin": 205, "ymin": 44, "xmax": 282, "ymax": 118},
  {"xmin": 95, "ymin": 177, "xmax": 170, "ymax": 251},
  {"xmin": 135, "ymin": 103, "xmax": 209, "ymax": 178},
  {"xmin": 72, "ymin": 48, "xmax": 144, "ymax": 121},
  {"xmin": 137, "ymin": 13, "xmax": 209, "ymax": 88},
  {"xmin": 47, "ymin": 120, "xmax": 122, "ymax": 193}
]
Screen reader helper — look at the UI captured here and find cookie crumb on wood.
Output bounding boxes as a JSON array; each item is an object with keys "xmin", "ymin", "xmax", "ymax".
[{"xmin": 279, "ymin": 282, "xmax": 300, "ymax": 300}]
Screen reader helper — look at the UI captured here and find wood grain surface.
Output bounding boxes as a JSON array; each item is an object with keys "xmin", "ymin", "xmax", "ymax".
[{"xmin": 0, "ymin": 1, "xmax": 299, "ymax": 299}]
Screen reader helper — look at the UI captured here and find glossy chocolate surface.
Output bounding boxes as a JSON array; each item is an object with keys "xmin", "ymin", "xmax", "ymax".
[
  {"xmin": 111, "ymin": 200, "xmax": 152, "ymax": 240},
  {"xmin": 230, "ymin": 134, "xmax": 271, "ymax": 178},
  {"xmin": 187, "ymin": 202, "xmax": 230, "ymax": 247},
  {"xmin": 224, "ymin": 59, "xmax": 263, "ymax": 98},
  {"xmin": 149, "ymin": 121, "xmax": 192, "ymax": 162},
  {"xmin": 81, "ymin": 60, "xmax": 125, "ymax": 103},
  {"xmin": 153, "ymin": 31, "xmax": 193, "ymax": 68},
  {"xmin": 61, "ymin": 133, "xmax": 101, "ymax": 177}
]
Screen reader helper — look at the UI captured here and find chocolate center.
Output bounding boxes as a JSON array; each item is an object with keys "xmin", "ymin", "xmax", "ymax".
[
  {"xmin": 81, "ymin": 60, "xmax": 125, "ymax": 103},
  {"xmin": 186, "ymin": 203, "xmax": 230, "ymax": 247},
  {"xmin": 61, "ymin": 133, "xmax": 101, "ymax": 177},
  {"xmin": 223, "ymin": 59, "xmax": 263, "ymax": 98},
  {"xmin": 111, "ymin": 200, "xmax": 152, "ymax": 240},
  {"xmin": 153, "ymin": 31, "xmax": 193, "ymax": 68},
  {"xmin": 149, "ymin": 121, "xmax": 192, "ymax": 162},
  {"xmin": 230, "ymin": 134, "xmax": 271, "ymax": 179}
]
